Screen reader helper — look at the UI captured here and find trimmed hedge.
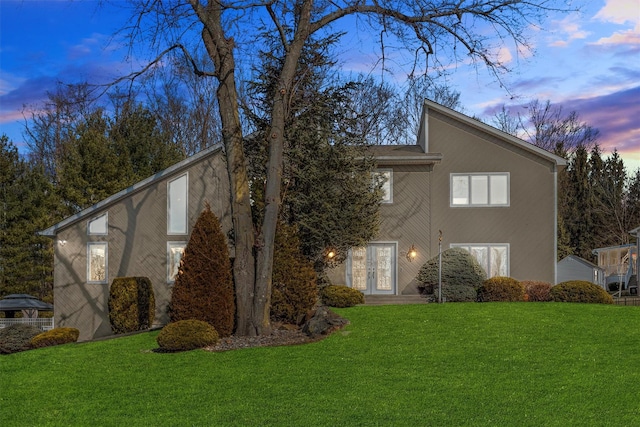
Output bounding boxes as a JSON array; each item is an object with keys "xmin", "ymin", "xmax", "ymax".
[
  {"xmin": 416, "ymin": 248, "xmax": 487, "ymax": 302},
  {"xmin": 109, "ymin": 276, "xmax": 155, "ymax": 334},
  {"xmin": 31, "ymin": 327, "xmax": 80, "ymax": 349},
  {"xmin": 0, "ymin": 324, "xmax": 41, "ymax": 354},
  {"xmin": 550, "ymin": 281, "xmax": 614, "ymax": 304},
  {"xmin": 321, "ymin": 285, "xmax": 364, "ymax": 308},
  {"xmin": 522, "ymin": 280, "xmax": 553, "ymax": 302},
  {"xmin": 477, "ymin": 277, "xmax": 525, "ymax": 302},
  {"xmin": 156, "ymin": 320, "xmax": 219, "ymax": 352}
]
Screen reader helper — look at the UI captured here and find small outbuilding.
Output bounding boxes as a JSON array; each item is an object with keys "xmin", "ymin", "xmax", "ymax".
[
  {"xmin": 0, "ymin": 294, "xmax": 54, "ymax": 330},
  {"xmin": 557, "ymin": 255, "xmax": 605, "ymax": 287}
]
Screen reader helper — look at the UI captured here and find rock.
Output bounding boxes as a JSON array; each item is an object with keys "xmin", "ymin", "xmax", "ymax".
[{"xmin": 302, "ymin": 306, "xmax": 349, "ymax": 338}]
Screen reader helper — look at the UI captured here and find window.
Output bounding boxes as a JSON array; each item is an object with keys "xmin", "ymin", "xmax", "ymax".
[
  {"xmin": 450, "ymin": 173, "xmax": 509, "ymax": 207},
  {"xmin": 168, "ymin": 174, "xmax": 188, "ymax": 234},
  {"xmin": 375, "ymin": 170, "xmax": 393, "ymax": 203},
  {"xmin": 88, "ymin": 213, "xmax": 108, "ymax": 235},
  {"xmin": 167, "ymin": 242, "xmax": 186, "ymax": 283},
  {"xmin": 87, "ymin": 242, "xmax": 107, "ymax": 283},
  {"xmin": 451, "ymin": 243, "xmax": 509, "ymax": 278}
]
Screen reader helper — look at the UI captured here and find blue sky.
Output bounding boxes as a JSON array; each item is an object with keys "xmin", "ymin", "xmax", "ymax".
[{"xmin": 1, "ymin": 0, "xmax": 639, "ymax": 171}]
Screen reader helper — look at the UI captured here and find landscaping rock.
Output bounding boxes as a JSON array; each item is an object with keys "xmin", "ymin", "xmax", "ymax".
[{"xmin": 302, "ymin": 306, "xmax": 349, "ymax": 338}]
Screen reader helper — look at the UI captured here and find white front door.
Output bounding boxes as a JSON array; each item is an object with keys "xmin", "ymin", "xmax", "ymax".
[{"xmin": 349, "ymin": 243, "xmax": 396, "ymax": 295}]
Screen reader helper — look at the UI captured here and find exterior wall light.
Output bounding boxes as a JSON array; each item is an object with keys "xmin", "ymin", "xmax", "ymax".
[
  {"xmin": 406, "ymin": 244, "xmax": 417, "ymax": 262},
  {"xmin": 326, "ymin": 248, "xmax": 336, "ymax": 259}
]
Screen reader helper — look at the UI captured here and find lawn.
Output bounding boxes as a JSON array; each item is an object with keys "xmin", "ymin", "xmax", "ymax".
[{"xmin": 2, "ymin": 303, "xmax": 639, "ymax": 426}]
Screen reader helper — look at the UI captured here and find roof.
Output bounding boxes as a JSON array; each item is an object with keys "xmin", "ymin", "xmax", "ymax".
[
  {"xmin": 592, "ymin": 243, "xmax": 636, "ymax": 254},
  {"xmin": 630, "ymin": 226, "xmax": 640, "ymax": 234},
  {"xmin": 421, "ymin": 99, "xmax": 568, "ymax": 167},
  {"xmin": 0, "ymin": 294, "xmax": 54, "ymax": 311},
  {"xmin": 558, "ymin": 255, "xmax": 603, "ymax": 270},
  {"xmin": 39, "ymin": 144, "xmax": 224, "ymax": 237},
  {"xmin": 369, "ymin": 144, "xmax": 442, "ymax": 166}
]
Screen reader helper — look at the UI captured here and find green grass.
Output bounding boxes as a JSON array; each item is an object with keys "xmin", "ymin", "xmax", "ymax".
[{"xmin": 2, "ymin": 303, "xmax": 640, "ymax": 426}]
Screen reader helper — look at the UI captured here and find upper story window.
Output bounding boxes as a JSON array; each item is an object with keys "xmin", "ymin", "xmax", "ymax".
[
  {"xmin": 375, "ymin": 170, "xmax": 393, "ymax": 203},
  {"xmin": 88, "ymin": 213, "xmax": 108, "ymax": 235},
  {"xmin": 451, "ymin": 173, "xmax": 509, "ymax": 207},
  {"xmin": 168, "ymin": 174, "xmax": 188, "ymax": 234}
]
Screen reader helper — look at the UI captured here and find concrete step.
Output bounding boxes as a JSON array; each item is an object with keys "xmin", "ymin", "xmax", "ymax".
[{"xmin": 363, "ymin": 295, "xmax": 427, "ymax": 305}]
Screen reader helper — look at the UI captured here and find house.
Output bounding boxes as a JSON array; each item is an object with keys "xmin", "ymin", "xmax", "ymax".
[
  {"xmin": 557, "ymin": 255, "xmax": 605, "ymax": 287},
  {"xmin": 39, "ymin": 144, "xmax": 232, "ymax": 341},
  {"xmin": 326, "ymin": 100, "xmax": 566, "ymax": 295},
  {"xmin": 41, "ymin": 100, "xmax": 566, "ymax": 340},
  {"xmin": 592, "ymin": 243, "xmax": 638, "ymax": 294}
]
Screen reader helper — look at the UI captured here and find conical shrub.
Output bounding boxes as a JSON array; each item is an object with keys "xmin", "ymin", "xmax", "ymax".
[{"xmin": 169, "ymin": 203, "xmax": 235, "ymax": 336}]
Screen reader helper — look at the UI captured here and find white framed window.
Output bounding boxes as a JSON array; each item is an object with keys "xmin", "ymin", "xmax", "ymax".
[
  {"xmin": 87, "ymin": 213, "xmax": 108, "ymax": 235},
  {"xmin": 167, "ymin": 242, "xmax": 186, "ymax": 284},
  {"xmin": 451, "ymin": 243, "xmax": 509, "ymax": 278},
  {"xmin": 87, "ymin": 242, "xmax": 108, "ymax": 284},
  {"xmin": 168, "ymin": 174, "xmax": 188, "ymax": 234},
  {"xmin": 450, "ymin": 173, "xmax": 509, "ymax": 207},
  {"xmin": 375, "ymin": 169, "xmax": 393, "ymax": 203}
]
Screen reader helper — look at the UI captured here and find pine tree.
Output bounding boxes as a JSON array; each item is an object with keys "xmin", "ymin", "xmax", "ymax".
[
  {"xmin": 0, "ymin": 136, "xmax": 57, "ymax": 300},
  {"xmin": 169, "ymin": 204, "xmax": 235, "ymax": 337}
]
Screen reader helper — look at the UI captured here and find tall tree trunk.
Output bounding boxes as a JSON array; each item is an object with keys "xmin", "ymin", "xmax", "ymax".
[
  {"xmin": 253, "ymin": 1, "xmax": 314, "ymax": 336},
  {"xmin": 199, "ymin": 4, "xmax": 256, "ymax": 336}
]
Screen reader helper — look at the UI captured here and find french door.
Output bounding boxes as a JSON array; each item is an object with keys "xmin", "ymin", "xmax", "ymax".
[{"xmin": 350, "ymin": 243, "xmax": 397, "ymax": 295}]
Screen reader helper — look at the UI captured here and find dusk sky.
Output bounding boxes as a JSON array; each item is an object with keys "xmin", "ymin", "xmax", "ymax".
[{"xmin": 1, "ymin": 0, "xmax": 639, "ymax": 171}]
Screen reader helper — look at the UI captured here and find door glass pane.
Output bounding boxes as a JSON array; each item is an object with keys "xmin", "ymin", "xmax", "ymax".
[
  {"xmin": 490, "ymin": 175, "xmax": 508, "ymax": 205},
  {"xmin": 471, "ymin": 176, "xmax": 488, "ymax": 205},
  {"xmin": 351, "ymin": 247, "xmax": 367, "ymax": 291},
  {"xmin": 452, "ymin": 176, "xmax": 469, "ymax": 205},
  {"xmin": 375, "ymin": 246, "xmax": 392, "ymax": 291}
]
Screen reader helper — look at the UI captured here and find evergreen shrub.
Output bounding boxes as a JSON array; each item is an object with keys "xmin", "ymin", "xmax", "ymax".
[
  {"xmin": 31, "ymin": 327, "xmax": 80, "ymax": 349},
  {"xmin": 477, "ymin": 277, "xmax": 525, "ymax": 302},
  {"xmin": 108, "ymin": 276, "xmax": 155, "ymax": 334},
  {"xmin": 550, "ymin": 281, "xmax": 614, "ymax": 304},
  {"xmin": 321, "ymin": 285, "xmax": 364, "ymax": 307},
  {"xmin": 416, "ymin": 248, "xmax": 487, "ymax": 302},
  {"xmin": 156, "ymin": 319, "xmax": 219, "ymax": 352},
  {"xmin": 0, "ymin": 324, "xmax": 41, "ymax": 354},
  {"xmin": 522, "ymin": 280, "xmax": 553, "ymax": 302},
  {"xmin": 271, "ymin": 223, "xmax": 318, "ymax": 324},
  {"xmin": 169, "ymin": 204, "xmax": 235, "ymax": 337}
]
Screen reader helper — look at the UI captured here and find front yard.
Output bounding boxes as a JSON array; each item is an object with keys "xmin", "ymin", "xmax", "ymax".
[{"xmin": 1, "ymin": 303, "xmax": 639, "ymax": 426}]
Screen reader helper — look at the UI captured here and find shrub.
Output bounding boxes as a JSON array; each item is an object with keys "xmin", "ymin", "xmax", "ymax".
[
  {"xmin": 321, "ymin": 285, "xmax": 364, "ymax": 308},
  {"xmin": 109, "ymin": 277, "xmax": 155, "ymax": 334},
  {"xmin": 0, "ymin": 324, "xmax": 42, "ymax": 354},
  {"xmin": 156, "ymin": 319, "xmax": 219, "ymax": 352},
  {"xmin": 550, "ymin": 281, "xmax": 614, "ymax": 304},
  {"xmin": 31, "ymin": 327, "xmax": 80, "ymax": 349},
  {"xmin": 522, "ymin": 280, "xmax": 553, "ymax": 302},
  {"xmin": 170, "ymin": 204, "xmax": 235, "ymax": 337},
  {"xmin": 416, "ymin": 248, "xmax": 487, "ymax": 302},
  {"xmin": 271, "ymin": 223, "xmax": 318, "ymax": 324},
  {"xmin": 477, "ymin": 277, "xmax": 525, "ymax": 302}
]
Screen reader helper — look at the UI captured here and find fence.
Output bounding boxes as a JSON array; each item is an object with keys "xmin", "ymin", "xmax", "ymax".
[
  {"xmin": 0, "ymin": 318, "xmax": 55, "ymax": 331},
  {"xmin": 613, "ymin": 296, "xmax": 640, "ymax": 306}
]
